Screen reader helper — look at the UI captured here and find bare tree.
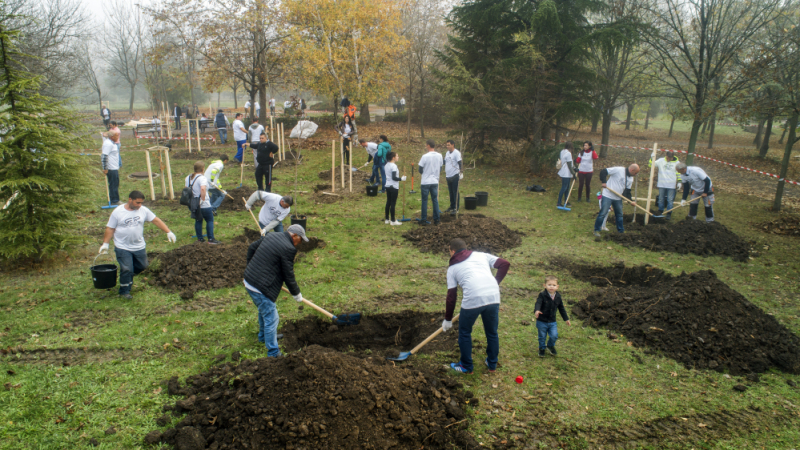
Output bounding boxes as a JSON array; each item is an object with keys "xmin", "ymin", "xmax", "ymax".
[
  {"xmin": 104, "ymin": 0, "xmax": 146, "ymax": 114},
  {"xmin": 77, "ymin": 44, "xmax": 104, "ymax": 111}
]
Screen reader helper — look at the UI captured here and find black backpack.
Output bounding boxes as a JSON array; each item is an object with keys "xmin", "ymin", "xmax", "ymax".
[{"xmin": 180, "ymin": 175, "xmax": 199, "ymax": 206}]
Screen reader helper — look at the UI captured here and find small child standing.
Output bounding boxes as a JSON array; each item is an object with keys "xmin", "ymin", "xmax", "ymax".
[{"xmin": 534, "ymin": 275, "xmax": 571, "ymax": 357}]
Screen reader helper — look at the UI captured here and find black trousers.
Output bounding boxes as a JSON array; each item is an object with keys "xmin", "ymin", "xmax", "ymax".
[
  {"xmin": 174, "ymin": 117, "xmax": 181, "ymax": 130},
  {"xmin": 255, "ymin": 163, "xmax": 272, "ymax": 192},
  {"xmin": 385, "ymin": 187, "xmax": 399, "ymax": 221},
  {"xmin": 343, "ymin": 138, "xmax": 351, "ymax": 164},
  {"xmin": 446, "ymin": 175, "xmax": 460, "ymax": 211}
]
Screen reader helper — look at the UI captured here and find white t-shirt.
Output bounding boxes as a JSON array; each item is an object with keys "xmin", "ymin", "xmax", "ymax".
[
  {"xmin": 244, "ymin": 101, "xmax": 251, "ymax": 109},
  {"xmin": 269, "ymin": 99, "xmax": 275, "ymax": 107},
  {"xmin": 106, "ymin": 205, "xmax": 157, "ymax": 251},
  {"xmin": 232, "ymin": 120, "xmax": 247, "ymax": 141},
  {"xmin": 654, "ymin": 157, "xmax": 679, "ymax": 189},
  {"xmin": 250, "ymin": 191, "xmax": 290, "ymax": 225},
  {"xmin": 185, "ymin": 174, "xmax": 211, "ymax": 208},
  {"xmin": 444, "ymin": 149, "xmax": 462, "ymax": 178},
  {"xmin": 577, "ymin": 150, "xmax": 596, "ymax": 173},
  {"xmin": 255, "ymin": 102, "xmax": 260, "ymax": 110},
  {"xmin": 557, "ymin": 149, "xmax": 573, "ymax": 178},
  {"xmin": 684, "ymin": 166, "xmax": 712, "ymax": 193},
  {"xmin": 102, "ymin": 108, "xmax": 110, "ymax": 120},
  {"xmin": 602, "ymin": 167, "xmax": 634, "ymax": 201},
  {"xmin": 101, "ymin": 138, "xmax": 120, "ymax": 170},
  {"xmin": 418, "ymin": 151, "xmax": 443, "ymax": 185},
  {"xmin": 249, "ymin": 124, "xmax": 265, "ymax": 143},
  {"xmin": 384, "ymin": 162, "xmax": 400, "ymax": 189},
  {"xmin": 204, "ymin": 160, "xmax": 224, "ymax": 188},
  {"xmin": 365, "ymin": 142, "xmax": 378, "ymax": 158},
  {"xmin": 446, "ymin": 251, "xmax": 501, "ymax": 310}
]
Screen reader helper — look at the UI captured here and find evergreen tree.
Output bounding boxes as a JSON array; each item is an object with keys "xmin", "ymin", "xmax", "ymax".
[{"xmin": 0, "ymin": 25, "xmax": 92, "ymax": 262}]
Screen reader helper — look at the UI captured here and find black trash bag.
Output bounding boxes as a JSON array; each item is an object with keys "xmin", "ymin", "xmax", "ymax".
[{"xmin": 526, "ymin": 185, "xmax": 546, "ymax": 192}]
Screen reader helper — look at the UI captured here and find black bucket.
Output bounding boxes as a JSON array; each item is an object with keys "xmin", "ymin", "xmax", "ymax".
[
  {"xmin": 366, "ymin": 185, "xmax": 378, "ymax": 197},
  {"xmin": 91, "ymin": 254, "xmax": 117, "ymax": 289},
  {"xmin": 464, "ymin": 197, "xmax": 478, "ymax": 210},
  {"xmin": 475, "ymin": 191, "xmax": 489, "ymax": 206},
  {"xmin": 291, "ymin": 215, "xmax": 307, "ymax": 230}
]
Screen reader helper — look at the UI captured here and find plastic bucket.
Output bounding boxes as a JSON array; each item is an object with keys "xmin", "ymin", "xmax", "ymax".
[
  {"xmin": 290, "ymin": 215, "xmax": 307, "ymax": 230},
  {"xmin": 464, "ymin": 197, "xmax": 478, "ymax": 210},
  {"xmin": 90, "ymin": 254, "xmax": 117, "ymax": 289},
  {"xmin": 366, "ymin": 185, "xmax": 378, "ymax": 197},
  {"xmin": 475, "ymin": 191, "xmax": 489, "ymax": 206}
]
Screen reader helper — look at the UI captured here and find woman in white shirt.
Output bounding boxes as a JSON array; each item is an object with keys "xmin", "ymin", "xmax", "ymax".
[
  {"xmin": 185, "ymin": 161, "xmax": 219, "ymax": 244},
  {"xmin": 556, "ymin": 141, "xmax": 576, "ymax": 207},
  {"xmin": 383, "ymin": 151, "xmax": 406, "ymax": 225},
  {"xmin": 337, "ymin": 114, "xmax": 357, "ymax": 165}
]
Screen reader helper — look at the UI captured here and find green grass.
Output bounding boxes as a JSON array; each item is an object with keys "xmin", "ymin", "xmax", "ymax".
[{"xmin": 1, "ymin": 124, "xmax": 799, "ymax": 448}]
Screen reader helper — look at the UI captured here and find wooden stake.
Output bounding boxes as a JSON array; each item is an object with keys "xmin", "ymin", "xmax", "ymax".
[
  {"xmin": 644, "ymin": 143, "xmax": 658, "ymax": 225},
  {"xmin": 331, "ymin": 140, "xmax": 336, "ymax": 193},
  {"xmin": 280, "ymin": 123, "xmax": 285, "ymax": 161},
  {"xmin": 270, "ymin": 116, "xmax": 274, "ymax": 144},
  {"xmin": 145, "ymin": 150, "xmax": 155, "ymax": 201},
  {"xmin": 340, "ymin": 136, "xmax": 345, "ymax": 188},
  {"xmin": 196, "ymin": 119, "xmax": 202, "ymax": 152},
  {"xmin": 240, "ymin": 143, "xmax": 245, "ymax": 187},
  {"xmin": 104, "ymin": 173, "xmax": 111, "ymax": 204},
  {"xmin": 158, "ymin": 149, "xmax": 167, "ymax": 198},
  {"xmin": 164, "ymin": 147, "xmax": 175, "ymax": 199},
  {"xmin": 349, "ymin": 142, "xmax": 352, "ymax": 193}
]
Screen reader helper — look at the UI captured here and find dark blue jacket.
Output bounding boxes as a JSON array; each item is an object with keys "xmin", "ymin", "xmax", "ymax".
[
  {"xmin": 244, "ymin": 232, "xmax": 300, "ymax": 302},
  {"xmin": 214, "ymin": 112, "xmax": 227, "ymax": 128}
]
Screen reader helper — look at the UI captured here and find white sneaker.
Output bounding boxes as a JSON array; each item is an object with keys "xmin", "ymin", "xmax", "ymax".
[
  {"xmin": 601, "ymin": 226, "xmax": 609, "ymax": 231},
  {"xmin": 390, "ymin": 221, "xmax": 402, "ymax": 226},
  {"xmin": 385, "ymin": 219, "xmax": 390, "ymax": 224}
]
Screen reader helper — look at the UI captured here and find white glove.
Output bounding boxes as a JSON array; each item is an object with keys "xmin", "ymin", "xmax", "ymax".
[
  {"xmin": 167, "ymin": 232, "xmax": 176, "ymax": 243},
  {"xmin": 292, "ymin": 293, "xmax": 304, "ymax": 302},
  {"xmin": 245, "ymin": 204, "xmax": 252, "ymax": 211},
  {"xmin": 99, "ymin": 243, "xmax": 109, "ymax": 254},
  {"xmin": 680, "ymin": 200, "xmax": 687, "ymax": 207},
  {"xmin": 401, "ymin": 176, "xmax": 407, "ymax": 181},
  {"xmin": 459, "ymin": 173, "xmax": 464, "ymax": 180},
  {"xmin": 442, "ymin": 320, "xmax": 453, "ymax": 332},
  {"xmin": 222, "ymin": 190, "xmax": 228, "ymax": 196},
  {"xmin": 260, "ymin": 227, "xmax": 267, "ymax": 236}
]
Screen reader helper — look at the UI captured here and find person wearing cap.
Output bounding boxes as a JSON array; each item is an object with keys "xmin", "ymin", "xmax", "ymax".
[
  {"xmin": 676, "ymin": 163, "xmax": 715, "ymax": 222},
  {"xmin": 245, "ymin": 191, "xmax": 292, "ymax": 235},
  {"xmin": 243, "ymin": 223, "xmax": 308, "ymax": 356},
  {"xmin": 441, "ymin": 238, "xmax": 511, "ymax": 374},
  {"xmin": 593, "ymin": 164, "xmax": 640, "ymax": 237},
  {"xmin": 651, "ymin": 151, "xmax": 680, "ymax": 219}
]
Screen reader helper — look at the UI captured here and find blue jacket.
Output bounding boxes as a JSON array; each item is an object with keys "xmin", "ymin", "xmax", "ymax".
[{"xmin": 376, "ymin": 141, "xmax": 391, "ymax": 160}]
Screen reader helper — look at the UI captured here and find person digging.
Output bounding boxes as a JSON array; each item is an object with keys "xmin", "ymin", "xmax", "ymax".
[
  {"xmin": 204, "ymin": 154, "xmax": 230, "ymax": 215},
  {"xmin": 99, "ymin": 190, "xmax": 177, "ymax": 300},
  {"xmin": 243, "ymin": 223, "xmax": 309, "ymax": 356},
  {"xmin": 676, "ymin": 162, "xmax": 715, "ymax": 222},
  {"xmin": 441, "ymin": 238, "xmax": 511, "ymax": 374},
  {"xmin": 245, "ymin": 191, "xmax": 292, "ymax": 235},
  {"xmin": 593, "ymin": 164, "xmax": 639, "ymax": 237}
]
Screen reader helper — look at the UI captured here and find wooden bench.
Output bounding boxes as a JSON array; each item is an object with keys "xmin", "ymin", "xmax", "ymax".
[{"xmin": 133, "ymin": 123, "xmax": 167, "ymax": 139}]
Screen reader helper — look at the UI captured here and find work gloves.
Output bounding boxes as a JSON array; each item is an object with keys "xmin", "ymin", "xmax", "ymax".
[
  {"xmin": 260, "ymin": 227, "xmax": 268, "ymax": 236},
  {"xmin": 401, "ymin": 176, "xmax": 407, "ymax": 181},
  {"xmin": 99, "ymin": 243, "xmax": 109, "ymax": 255},
  {"xmin": 442, "ymin": 320, "xmax": 453, "ymax": 332},
  {"xmin": 245, "ymin": 203, "xmax": 252, "ymax": 211},
  {"xmin": 293, "ymin": 293, "xmax": 304, "ymax": 303},
  {"xmin": 459, "ymin": 173, "xmax": 464, "ymax": 180},
  {"xmin": 167, "ymin": 232, "xmax": 177, "ymax": 243},
  {"xmin": 680, "ymin": 200, "xmax": 687, "ymax": 207}
]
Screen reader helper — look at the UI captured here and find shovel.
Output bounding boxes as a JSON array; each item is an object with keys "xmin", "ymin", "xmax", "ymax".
[
  {"xmin": 656, "ymin": 196, "xmax": 702, "ymax": 217},
  {"xmin": 400, "ymin": 166, "xmax": 411, "ymax": 221},
  {"xmin": 386, "ymin": 314, "xmax": 460, "ymax": 361},
  {"xmin": 557, "ymin": 177, "xmax": 576, "ymax": 211},
  {"xmin": 281, "ymin": 286, "xmax": 361, "ymax": 325},
  {"xmin": 604, "ymin": 187, "xmax": 654, "ymax": 216}
]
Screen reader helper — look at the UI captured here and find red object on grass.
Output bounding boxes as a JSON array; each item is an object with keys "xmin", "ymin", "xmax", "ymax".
[{"xmin": 515, "ymin": 376, "xmax": 523, "ymax": 384}]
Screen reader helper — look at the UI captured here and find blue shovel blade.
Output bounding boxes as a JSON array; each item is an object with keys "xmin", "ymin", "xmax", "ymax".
[
  {"xmin": 386, "ymin": 351, "xmax": 413, "ymax": 361},
  {"xmin": 557, "ymin": 206, "xmax": 571, "ymax": 211}
]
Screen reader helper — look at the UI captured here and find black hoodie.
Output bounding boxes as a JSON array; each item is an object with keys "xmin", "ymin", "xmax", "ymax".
[{"xmin": 534, "ymin": 290, "xmax": 569, "ymax": 323}]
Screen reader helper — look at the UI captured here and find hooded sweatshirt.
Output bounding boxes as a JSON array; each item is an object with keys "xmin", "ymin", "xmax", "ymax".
[{"xmin": 444, "ymin": 249, "xmax": 510, "ymax": 320}]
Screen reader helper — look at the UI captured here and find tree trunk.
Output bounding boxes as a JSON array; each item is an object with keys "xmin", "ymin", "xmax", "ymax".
[
  {"xmin": 773, "ymin": 111, "xmax": 798, "ymax": 211},
  {"xmin": 406, "ymin": 83, "xmax": 413, "ymax": 141},
  {"xmin": 591, "ymin": 113, "xmax": 600, "ymax": 133},
  {"xmin": 685, "ymin": 118, "xmax": 703, "ymax": 165},
  {"xmin": 758, "ymin": 114, "xmax": 774, "ymax": 158},
  {"xmin": 754, "ymin": 117, "xmax": 766, "ymax": 147},
  {"xmin": 625, "ymin": 103, "xmax": 633, "ymax": 130},
  {"xmin": 668, "ymin": 115, "xmax": 676, "ymax": 137},
  {"xmin": 419, "ymin": 77, "xmax": 425, "ymax": 139},
  {"xmin": 217, "ymin": 92, "xmax": 220, "ymax": 108},
  {"xmin": 258, "ymin": 84, "xmax": 267, "ymax": 124},
  {"xmin": 97, "ymin": 91, "xmax": 103, "ymax": 113},
  {"xmin": 707, "ymin": 112, "xmax": 716, "ymax": 149},
  {"xmin": 129, "ymin": 83, "xmax": 135, "ymax": 115},
  {"xmin": 332, "ymin": 94, "xmax": 338, "ymax": 123},
  {"xmin": 778, "ymin": 124, "xmax": 787, "ymax": 144},
  {"xmin": 248, "ymin": 91, "xmax": 256, "ymax": 120},
  {"xmin": 233, "ymin": 85, "xmax": 238, "ymax": 108},
  {"xmin": 360, "ymin": 102, "xmax": 370, "ymax": 123},
  {"xmin": 600, "ymin": 109, "xmax": 612, "ymax": 158},
  {"xmin": 644, "ymin": 109, "xmax": 650, "ymax": 130},
  {"xmin": 700, "ymin": 118, "xmax": 708, "ymax": 135}
]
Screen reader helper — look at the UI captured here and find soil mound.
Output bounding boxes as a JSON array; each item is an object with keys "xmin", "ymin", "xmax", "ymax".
[
  {"xmin": 147, "ymin": 345, "xmax": 477, "ymax": 450},
  {"xmin": 216, "ymin": 186, "xmax": 258, "ymax": 212},
  {"xmin": 755, "ymin": 215, "xmax": 800, "ymax": 237},
  {"xmin": 572, "ymin": 269, "xmax": 800, "ymax": 375},
  {"xmin": 605, "ymin": 219, "xmax": 751, "ymax": 261},
  {"xmin": 170, "ymin": 150, "xmax": 228, "ymax": 160},
  {"xmin": 402, "ymin": 214, "xmax": 523, "ymax": 255}
]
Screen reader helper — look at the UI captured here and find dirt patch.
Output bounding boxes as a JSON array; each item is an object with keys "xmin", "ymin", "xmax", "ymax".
[
  {"xmin": 272, "ymin": 150, "xmax": 304, "ymax": 167},
  {"xmin": 311, "ymin": 182, "xmax": 368, "ymax": 204},
  {"xmin": 281, "ymin": 311, "xmax": 456, "ymax": 358},
  {"xmin": 142, "ymin": 195, "xmax": 183, "ymax": 210},
  {"xmin": 554, "ymin": 259, "xmax": 673, "ymax": 288},
  {"xmin": 605, "ymin": 219, "xmax": 752, "ymax": 262},
  {"xmin": 216, "ymin": 186, "xmax": 259, "ymax": 212},
  {"xmin": 754, "ymin": 215, "xmax": 800, "ymax": 237},
  {"xmin": 169, "ymin": 150, "xmax": 229, "ymax": 161},
  {"xmin": 402, "ymin": 214, "xmax": 524, "ymax": 255},
  {"xmin": 571, "ymin": 268, "xmax": 800, "ymax": 375},
  {"xmin": 148, "ymin": 345, "xmax": 478, "ymax": 449},
  {"xmin": 1, "ymin": 346, "xmax": 147, "ymax": 366}
]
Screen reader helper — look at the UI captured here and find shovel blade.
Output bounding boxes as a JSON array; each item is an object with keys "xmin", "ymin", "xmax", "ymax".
[
  {"xmin": 557, "ymin": 206, "xmax": 570, "ymax": 211},
  {"xmin": 333, "ymin": 313, "xmax": 361, "ymax": 326},
  {"xmin": 386, "ymin": 351, "xmax": 412, "ymax": 362}
]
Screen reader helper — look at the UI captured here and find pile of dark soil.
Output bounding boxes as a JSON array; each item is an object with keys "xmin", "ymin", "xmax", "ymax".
[
  {"xmin": 572, "ymin": 268, "xmax": 800, "ymax": 375},
  {"xmin": 311, "ymin": 182, "xmax": 368, "ymax": 204},
  {"xmin": 170, "ymin": 150, "xmax": 229, "ymax": 161},
  {"xmin": 403, "ymin": 214, "xmax": 523, "ymax": 255},
  {"xmin": 755, "ymin": 215, "xmax": 800, "ymax": 237},
  {"xmin": 605, "ymin": 219, "xmax": 752, "ymax": 262},
  {"xmin": 216, "ymin": 186, "xmax": 258, "ymax": 212},
  {"xmin": 146, "ymin": 345, "xmax": 477, "ymax": 449},
  {"xmin": 281, "ymin": 311, "xmax": 456, "ymax": 358}
]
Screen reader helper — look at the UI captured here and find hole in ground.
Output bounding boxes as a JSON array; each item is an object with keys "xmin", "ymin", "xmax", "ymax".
[{"xmin": 553, "ymin": 258, "xmax": 673, "ymax": 287}]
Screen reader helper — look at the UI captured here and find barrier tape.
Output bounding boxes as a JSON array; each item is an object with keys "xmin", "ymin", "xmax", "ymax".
[{"xmin": 135, "ymin": 135, "xmax": 217, "ymax": 143}]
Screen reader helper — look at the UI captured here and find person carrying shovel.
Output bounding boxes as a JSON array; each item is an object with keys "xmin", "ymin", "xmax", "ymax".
[
  {"xmin": 676, "ymin": 163, "xmax": 715, "ymax": 222},
  {"xmin": 556, "ymin": 142, "xmax": 576, "ymax": 209},
  {"xmin": 245, "ymin": 191, "xmax": 292, "ymax": 235},
  {"xmin": 243, "ymin": 223, "xmax": 309, "ymax": 357},
  {"xmin": 442, "ymin": 238, "xmax": 511, "ymax": 374},
  {"xmin": 593, "ymin": 164, "xmax": 640, "ymax": 237}
]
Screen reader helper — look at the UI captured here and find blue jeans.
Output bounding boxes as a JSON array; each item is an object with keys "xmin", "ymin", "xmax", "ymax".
[
  {"xmin": 446, "ymin": 175, "xmax": 460, "ymax": 211},
  {"xmin": 370, "ymin": 158, "xmax": 385, "ymax": 188},
  {"xmin": 235, "ymin": 139, "xmax": 247, "ymax": 161},
  {"xmin": 557, "ymin": 177, "xmax": 572, "ymax": 205},
  {"xmin": 420, "ymin": 184, "xmax": 440, "ymax": 222},
  {"xmin": 114, "ymin": 248, "xmax": 148, "ymax": 295},
  {"xmin": 106, "ymin": 170, "xmax": 119, "ymax": 204},
  {"xmin": 245, "ymin": 289, "xmax": 281, "ymax": 357},
  {"xmin": 536, "ymin": 321, "xmax": 558, "ymax": 350},
  {"xmin": 217, "ymin": 128, "xmax": 227, "ymax": 144},
  {"xmin": 594, "ymin": 195, "xmax": 624, "ymax": 232},
  {"xmin": 209, "ymin": 188, "xmax": 225, "ymax": 211},
  {"xmin": 195, "ymin": 207, "xmax": 214, "ymax": 240},
  {"xmin": 658, "ymin": 188, "xmax": 676, "ymax": 215},
  {"xmin": 458, "ymin": 303, "xmax": 500, "ymax": 372},
  {"xmin": 259, "ymin": 220, "xmax": 284, "ymax": 233}
]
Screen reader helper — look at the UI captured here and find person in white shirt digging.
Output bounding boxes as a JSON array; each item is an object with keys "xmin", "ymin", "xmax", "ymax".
[
  {"xmin": 245, "ymin": 192, "xmax": 293, "ymax": 235},
  {"xmin": 593, "ymin": 164, "xmax": 640, "ymax": 237},
  {"xmin": 676, "ymin": 163, "xmax": 715, "ymax": 222}
]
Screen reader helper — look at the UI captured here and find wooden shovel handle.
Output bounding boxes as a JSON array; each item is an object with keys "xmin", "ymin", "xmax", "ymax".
[
  {"xmin": 662, "ymin": 196, "xmax": 702, "ymax": 215},
  {"xmin": 605, "ymin": 187, "xmax": 653, "ymax": 216},
  {"xmin": 410, "ymin": 314, "xmax": 460, "ymax": 355},
  {"xmin": 281, "ymin": 286, "xmax": 335, "ymax": 319},
  {"xmin": 243, "ymin": 197, "xmax": 261, "ymax": 229}
]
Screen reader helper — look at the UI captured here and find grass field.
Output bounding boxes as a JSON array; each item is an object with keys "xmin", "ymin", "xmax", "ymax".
[{"xmin": 1, "ymin": 122, "xmax": 799, "ymax": 449}]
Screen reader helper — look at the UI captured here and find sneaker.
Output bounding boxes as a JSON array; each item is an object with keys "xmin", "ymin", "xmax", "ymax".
[
  {"xmin": 547, "ymin": 346, "xmax": 558, "ymax": 356},
  {"xmin": 385, "ymin": 219, "xmax": 390, "ymax": 224},
  {"xmin": 208, "ymin": 239, "xmax": 221, "ymax": 245},
  {"xmin": 593, "ymin": 231, "xmax": 601, "ymax": 238},
  {"xmin": 276, "ymin": 334, "xmax": 284, "ymax": 340},
  {"xmin": 390, "ymin": 221, "xmax": 402, "ymax": 226},
  {"xmin": 450, "ymin": 362, "xmax": 473, "ymax": 374},
  {"xmin": 601, "ymin": 226, "xmax": 610, "ymax": 232},
  {"xmin": 379, "ymin": 190, "xmax": 386, "ymax": 194},
  {"xmin": 418, "ymin": 220, "xmax": 430, "ymax": 226},
  {"xmin": 483, "ymin": 358, "xmax": 496, "ymax": 373},
  {"xmin": 538, "ymin": 349, "xmax": 546, "ymax": 357},
  {"xmin": 565, "ymin": 203, "xmax": 572, "ymax": 208},
  {"xmin": 120, "ymin": 293, "xmax": 133, "ymax": 300},
  {"xmin": 433, "ymin": 220, "xmax": 440, "ymax": 225},
  {"xmin": 197, "ymin": 238, "xmax": 206, "ymax": 243},
  {"xmin": 585, "ymin": 198, "xmax": 590, "ymax": 203}
]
